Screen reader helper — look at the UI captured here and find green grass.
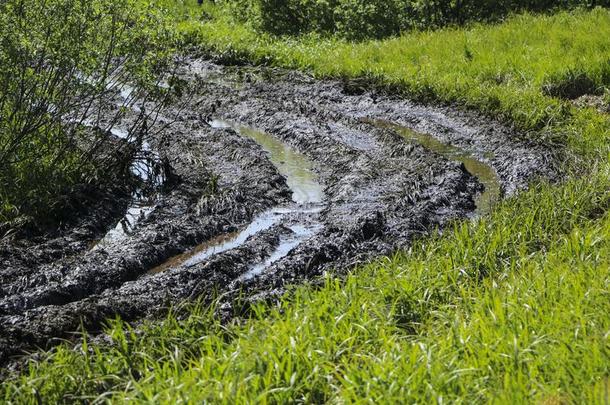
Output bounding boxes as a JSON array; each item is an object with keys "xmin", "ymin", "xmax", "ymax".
[{"xmin": 2, "ymin": 5, "xmax": 610, "ymax": 403}]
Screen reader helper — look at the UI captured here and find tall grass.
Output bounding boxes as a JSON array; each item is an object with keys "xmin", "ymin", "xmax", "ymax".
[{"xmin": 1, "ymin": 5, "xmax": 609, "ymax": 403}]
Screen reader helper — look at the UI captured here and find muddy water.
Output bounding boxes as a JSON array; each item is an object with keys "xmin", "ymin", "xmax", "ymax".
[
  {"xmin": 94, "ymin": 126, "xmax": 163, "ymax": 249},
  {"xmin": 147, "ymin": 120, "xmax": 324, "ymax": 276},
  {"xmin": 373, "ymin": 120, "xmax": 501, "ymax": 215},
  {"xmin": 94, "ymin": 197, "xmax": 156, "ymax": 250},
  {"xmin": 240, "ymin": 223, "xmax": 323, "ymax": 280},
  {"xmin": 92, "ymin": 83, "xmax": 172, "ymax": 249},
  {"xmin": 93, "ymin": 186, "xmax": 159, "ymax": 250},
  {"xmin": 209, "ymin": 120, "xmax": 324, "ymax": 205},
  {"xmin": 148, "ymin": 230, "xmax": 241, "ymax": 274},
  {"xmin": 147, "ymin": 209, "xmax": 282, "ymax": 274}
]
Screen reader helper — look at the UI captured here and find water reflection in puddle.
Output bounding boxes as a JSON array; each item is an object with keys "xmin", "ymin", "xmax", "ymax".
[
  {"xmin": 88, "ymin": 80, "xmax": 168, "ymax": 250},
  {"xmin": 148, "ymin": 208, "xmax": 283, "ymax": 274},
  {"xmin": 148, "ymin": 230, "xmax": 241, "ymax": 274},
  {"xmin": 146, "ymin": 120, "xmax": 325, "ymax": 278},
  {"xmin": 371, "ymin": 119, "xmax": 501, "ymax": 216},
  {"xmin": 93, "ymin": 198, "xmax": 156, "ymax": 250},
  {"xmin": 93, "ymin": 126, "xmax": 163, "ymax": 249},
  {"xmin": 209, "ymin": 120, "xmax": 324, "ymax": 205},
  {"xmin": 240, "ymin": 223, "xmax": 323, "ymax": 280}
]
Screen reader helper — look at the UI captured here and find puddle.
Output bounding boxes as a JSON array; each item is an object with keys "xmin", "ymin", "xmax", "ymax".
[
  {"xmin": 110, "ymin": 127, "xmax": 129, "ymax": 140},
  {"xmin": 78, "ymin": 82, "xmax": 165, "ymax": 250},
  {"xmin": 372, "ymin": 119, "xmax": 501, "ymax": 215},
  {"xmin": 146, "ymin": 120, "xmax": 325, "ymax": 278},
  {"xmin": 148, "ymin": 209, "xmax": 283, "ymax": 274},
  {"xmin": 92, "ymin": 126, "xmax": 164, "ymax": 249},
  {"xmin": 148, "ymin": 230, "xmax": 241, "ymax": 274},
  {"xmin": 119, "ymin": 84, "xmax": 135, "ymax": 101},
  {"xmin": 93, "ymin": 176, "xmax": 161, "ymax": 250},
  {"xmin": 240, "ymin": 223, "xmax": 323, "ymax": 280},
  {"xmin": 210, "ymin": 120, "xmax": 324, "ymax": 205},
  {"xmin": 93, "ymin": 195, "xmax": 157, "ymax": 250},
  {"xmin": 115, "ymin": 82, "xmax": 143, "ymax": 112}
]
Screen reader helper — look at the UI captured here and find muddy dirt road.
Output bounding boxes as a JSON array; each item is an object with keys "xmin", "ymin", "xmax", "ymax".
[{"xmin": 0, "ymin": 58, "xmax": 558, "ymax": 363}]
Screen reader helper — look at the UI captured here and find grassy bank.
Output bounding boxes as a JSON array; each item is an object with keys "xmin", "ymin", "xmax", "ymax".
[
  {"xmin": 2, "ymin": 4, "xmax": 610, "ymax": 403},
  {"xmin": 215, "ymin": 0, "xmax": 609, "ymax": 40},
  {"xmin": 182, "ymin": 6, "xmax": 610, "ymax": 156}
]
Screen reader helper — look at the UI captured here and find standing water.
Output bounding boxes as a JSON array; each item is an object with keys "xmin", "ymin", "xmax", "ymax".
[
  {"xmin": 93, "ymin": 127, "xmax": 162, "ymax": 250},
  {"xmin": 147, "ymin": 120, "xmax": 325, "ymax": 277},
  {"xmin": 371, "ymin": 119, "xmax": 501, "ymax": 216},
  {"xmin": 208, "ymin": 120, "xmax": 324, "ymax": 205}
]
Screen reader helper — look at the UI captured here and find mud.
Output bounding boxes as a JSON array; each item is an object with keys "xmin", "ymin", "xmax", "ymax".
[
  {"xmin": 0, "ymin": 58, "xmax": 560, "ymax": 365},
  {"xmin": 571, "ymin": 94, "xmax": 610, "ymax": 114}
]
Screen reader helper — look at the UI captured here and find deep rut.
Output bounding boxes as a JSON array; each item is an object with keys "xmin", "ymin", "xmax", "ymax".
[{"xmin": 0, "ymin": 58, "xmax": 559, "ymax": 364}]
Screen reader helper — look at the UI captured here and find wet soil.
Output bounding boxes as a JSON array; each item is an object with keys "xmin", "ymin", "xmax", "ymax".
[
  {"xmin": 0, "ymin": 58, "xmax": 560, "ymax": 365},
  {"xmin": 571, "ymin": 94, "xmax": 610, "ymax": 114}
]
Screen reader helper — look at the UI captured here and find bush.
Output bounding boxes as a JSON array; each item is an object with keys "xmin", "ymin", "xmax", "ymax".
[
  {"xmin": 0, "ymin": 0, "xmax": 178, "ymax": 233},
  {"xmin": 244, "ymin": 0, "xmax": 404, "ymax": 39},
  {"xmin": 334, "ymin": 0, "xmax": 406, "ymax": 39}
]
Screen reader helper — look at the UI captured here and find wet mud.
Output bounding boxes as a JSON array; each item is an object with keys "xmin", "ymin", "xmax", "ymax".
[{"xmin": 0, "ymin": 58, "xmax": 560, "ymax": 365}]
